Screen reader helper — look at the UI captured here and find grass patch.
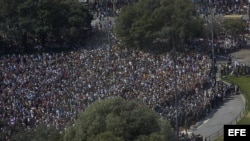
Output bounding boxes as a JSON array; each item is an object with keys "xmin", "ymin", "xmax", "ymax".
[{"xmin": 213, "ymin": 136, "xmax": 224, "ymax": 141}]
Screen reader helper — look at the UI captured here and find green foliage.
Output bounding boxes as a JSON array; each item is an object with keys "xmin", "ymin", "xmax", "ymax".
[
  {"xmin": 203, "ymin": 19, "xmax": 223, "ymax": 39},
  {"xmin": 88, "ymin": 132, "xmax": 124, "ymax": 141},
  {"xmin": 115, "ymin": 0, "xmax": 204, "ymax": 52},
  {"xmin": 0, "ymin": 0, "xmax": 93, "ymax": 52},
  {"xmin": 222, "ymin": 19, "xmax": 246, "ymax": 39},
  {"xmin": 64, "ymin": 97, "xmax": 175, "ymax": 141},
  {"xmin": 0, "ymin": 0, "xmax": 19, "ymax": 23},
  {"xmin": 213, "ymin": 136, "xmax": 224, "ymax": 141},
  {"xmin": 9, "ymin": 125, "xmax": 63, "ymax": 141}
]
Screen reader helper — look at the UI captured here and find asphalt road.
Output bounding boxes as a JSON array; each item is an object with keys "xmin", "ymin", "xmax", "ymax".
[
  {"xmin": 189, "ymin": 94, "xmax": 245, "ymax": 140},
  {"xmin": 187, "ymin": 48, "xmax": 249, "ymax": 140}
]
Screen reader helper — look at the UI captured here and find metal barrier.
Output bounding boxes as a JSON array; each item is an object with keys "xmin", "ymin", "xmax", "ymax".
[{"xmin": 203, "ymin": 108, "xmax": 245, "ymax": 141}]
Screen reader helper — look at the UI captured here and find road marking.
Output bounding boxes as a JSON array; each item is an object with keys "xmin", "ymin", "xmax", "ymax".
[{"xmin": 197, "ymin": 119, "xmax": 209, "ymax": 129}]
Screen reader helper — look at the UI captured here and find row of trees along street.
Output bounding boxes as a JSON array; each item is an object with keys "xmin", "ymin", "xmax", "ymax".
[
  {"xmin": 0, "ymin": 0, "xmax": 246, "ymax": 54},
  {"xmin": 0, "ymin": 0, "xmax": 93, "ymax": 54}
]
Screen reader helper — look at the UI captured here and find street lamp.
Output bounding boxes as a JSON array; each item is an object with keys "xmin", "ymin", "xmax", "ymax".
[
  {"xmin": 248, "ymin": 0, "xmax": 250, "ymax": 20},
  {"xmin": 209, "ymin": 0, "xmax": 215, "ymax": 80},
  {"xmin": 154, "ymin": 31, "xmax": 179, "ymax": 139},
  {"xmin": 111, "ymin": 0, "xmax": 117, "ymax": 16},
  {"xmin": 170, "ymin": 29, "xmax": 179, "ymax": 140},
  {"xmin": 172, "ymin": 20, "xmax": 188, "ymax": 140},
  {"xmin": 105, "ymin": 0, "xmax": 108, "ymax": 13},
  {"xmin": 105, "ymin": 17, "xmax": 112, "ymax": 61}
]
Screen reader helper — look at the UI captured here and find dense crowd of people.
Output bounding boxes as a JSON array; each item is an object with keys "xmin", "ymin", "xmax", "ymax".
[
  {"xmin": 180, "ymin": 132, "xmax": 203, "ymax": 141},
  {"xmin": 0, "ymin": 40, "xmax": 237, "ymax": 140},
  {"xmin": 219, "ymin": 58, "xmax": 250, "ymax": 76},
  {"xmin": 0, "ymin": 45, "xmax": 199, "ymax": 132},
  {"xmin": 196, "ymin": 0, "xmax": 249, "ymax": 15},
  {"xmin": 179, "ymin": 79, "xmax": 235, "ymax": 141},
  {"xmin": 215, "ymin": 35, "xmax": 247, "ymax": 55},
  {"xmin": 89, "ymin": 0, "xmax": 128, "ymax": 18},
  {"xmin": 1, "ymin": 1, "xmax": 248, "ymax": 140}
]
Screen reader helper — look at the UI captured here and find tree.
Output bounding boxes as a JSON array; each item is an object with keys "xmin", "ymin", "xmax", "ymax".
[
  {"xmin": 0, "ymin": 0, "xmax": 21, "ymax": 47},
  {"xmin": 0, "ymin": 0, "xmax": 93, "ymax": 52},
  {"xmin": 64, "ymin": 97, "xmax": 175, "ymax": 141},
  {"xmin": 222, "ymin": 18, "xmax": 246, "ymax": 41},
  {"xmin": 65, "ymin": 0, "xmax": 93, "ymax": 45},
  {"xmin": 203, "ymin": 18, "xmax": 223, "ymax": 40},
  {"xmin": 9, "ymin": 124, "xmax": 63, "ymax": 141},
  {"xmin": 17, "ymin": 0, "xmax": 93, "ymax": 48},
  {"xmin": 115, "ymin": 0, "xmax": 204, "ymax": 52}
]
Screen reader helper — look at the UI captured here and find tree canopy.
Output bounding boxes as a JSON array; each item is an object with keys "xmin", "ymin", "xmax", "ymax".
[
  {"xmin": 115, "ymin": 0, "xmax": 204, "ymax": 52},
  {"xmin": 1, "ymin": 124, "xmax": 62, "ymax": 141},
  {"xmin": 0, "ymin": 0, "xmax": 93, "ymax": 53},
  {"xmin": 222, "ymin": 18, "xmax": 246, "ymax": 39},
  {"xmin": 64, "ymin": 97, "xmax": 175, "ymax": 141}
]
